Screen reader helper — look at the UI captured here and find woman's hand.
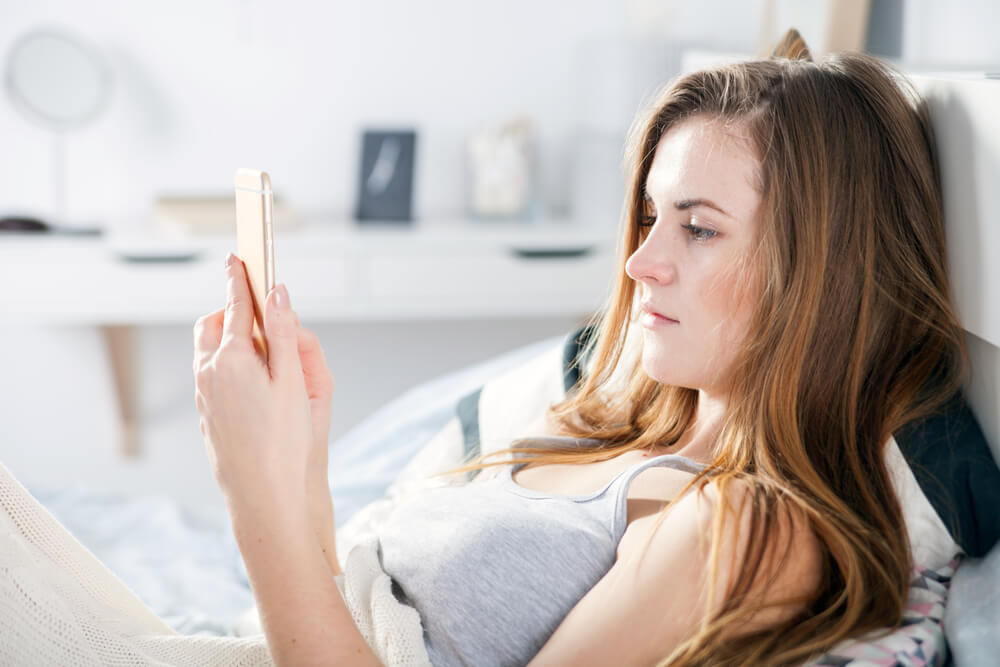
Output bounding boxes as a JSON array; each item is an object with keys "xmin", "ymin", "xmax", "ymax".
[
  {"xmin": 289, "ymin": 310, "xmax": 340, "ymax": 573},
  {"xmin": 193, "ymin": 254, "xmax": 332, "ymax": 513},
  {"xmin": 194, "ymin": 257, "xmax": 375, "ymax": 664},
  {"xmin": 296, "ymin": 321, "xmax": 335, "ymax": 465}
]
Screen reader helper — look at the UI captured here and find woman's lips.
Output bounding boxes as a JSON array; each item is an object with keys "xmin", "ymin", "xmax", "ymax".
[{"xmin": 640, "ymin": 303, "xmax": 679, "ymax": 327}]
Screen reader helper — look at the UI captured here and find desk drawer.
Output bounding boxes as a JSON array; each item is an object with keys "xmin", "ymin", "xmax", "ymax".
[
  {"xmin": 361, "ymin": 248, "xmax": 616, "ymax": 317},
  {"xmin": 0, "ymin": 252, "xmax": 349, "ymax": 324}
]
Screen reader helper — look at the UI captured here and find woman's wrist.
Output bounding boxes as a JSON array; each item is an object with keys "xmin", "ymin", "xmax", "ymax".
[
  {"xmin": 225, "ymin": 482, "xmax": 308, "ymax": 541},
  {"xmin": 306, "ymin": 471, "xmax": 341, "ymax": 575}
]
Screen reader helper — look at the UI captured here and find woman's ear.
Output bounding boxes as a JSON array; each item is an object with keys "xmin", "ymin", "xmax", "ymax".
[{"xmin": 771, "ymin": 28, "xmax": 813, "ymax": 61}]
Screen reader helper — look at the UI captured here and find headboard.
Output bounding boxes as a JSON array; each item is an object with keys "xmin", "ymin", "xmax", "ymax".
[{"xmin": 911, "ymin": 74, "xmax": 1000, "ymax": 461}]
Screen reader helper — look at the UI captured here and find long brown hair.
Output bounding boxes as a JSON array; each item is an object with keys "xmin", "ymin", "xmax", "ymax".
[{"xmin": 461, "ymin": 30, "xmax": 967, "ymax": 665}]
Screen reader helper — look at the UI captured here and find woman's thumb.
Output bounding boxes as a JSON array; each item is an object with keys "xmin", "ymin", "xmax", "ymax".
[{"xmin": 263, "ymin": 284, "xmax": 303, "ymax": 383}]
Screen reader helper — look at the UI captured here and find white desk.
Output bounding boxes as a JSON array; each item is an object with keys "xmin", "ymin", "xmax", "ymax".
[
  {"xmin": 0, "ymin": 219, "xmax": 619, "ymax": 454},
  {"xmin": 0, "ymin": 220, "xmax": 618, "ymax": 322}
]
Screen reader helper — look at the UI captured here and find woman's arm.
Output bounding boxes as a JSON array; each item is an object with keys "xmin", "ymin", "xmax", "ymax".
[
  {"xmin": 307, "ymin": 466, "xmax": 341, "ymax": 575},
  {"xmin": 228, "ymin": 489, "xmax": 376, "ymax": 665},
  {"xmin": 194, "ymin": 256, "xmax": 373, "ymax": 663},
  {"xmin": 528, "ymin": 480, "xmax": 821, "ymax": 666}
]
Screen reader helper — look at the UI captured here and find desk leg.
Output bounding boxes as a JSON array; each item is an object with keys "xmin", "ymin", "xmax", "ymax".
[{"xmin": 101, "ymin": 325, "xmax": 140, "ymax": 457}]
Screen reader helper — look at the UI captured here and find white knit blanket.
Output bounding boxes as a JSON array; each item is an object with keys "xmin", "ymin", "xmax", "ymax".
[{"xmin": 0, "ymin": 462, "xmax": 429, "ymax": 666}]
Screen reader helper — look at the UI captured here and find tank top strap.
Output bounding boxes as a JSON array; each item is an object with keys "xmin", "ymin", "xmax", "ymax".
[{"xmin": 608, "ymin": 453, "xmax": 708, "ymax": 538}]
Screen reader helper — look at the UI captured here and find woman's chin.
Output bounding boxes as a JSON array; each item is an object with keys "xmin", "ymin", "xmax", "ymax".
[{"xmin": 641, "ymin": 355, "xmax": 688, "ymax": 387}]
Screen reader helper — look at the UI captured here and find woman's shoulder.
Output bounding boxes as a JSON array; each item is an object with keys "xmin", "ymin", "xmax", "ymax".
[
  {"xmin": 532, "ymin": 475, "xmax": 822, "ymax": 665},
  {"xmin": 651, "ymin": 475, "xmax": 823, "ymax": 625},
  {"xmin": 619, "ymin": 476, "xmax": 821, "ymax": 590}
]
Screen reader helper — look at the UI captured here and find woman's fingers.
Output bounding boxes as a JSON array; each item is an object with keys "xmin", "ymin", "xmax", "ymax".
[
  {"xmin": 221, "ymin": 254, "xmax": 256, "ymax": 345},
  {"xmin": 297, "ymin": 326, "xmax": 334, "ymax": 399},
  {"xmin": 193, "ymin": 307, "xmax": 225, "ymax": 369},
  {"xmin": 262, "ymin": 283, "xmax": 305, "ymax": 385}
]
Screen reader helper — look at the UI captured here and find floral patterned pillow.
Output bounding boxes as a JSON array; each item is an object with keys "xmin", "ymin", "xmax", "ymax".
[{"xmin": 806, "ymin": 559, "xmax": 958, "ymax": 667}]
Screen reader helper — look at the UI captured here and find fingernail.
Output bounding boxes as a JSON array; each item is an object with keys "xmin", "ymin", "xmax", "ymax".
[
  {"xmin": 225, "ymin": 252, "xmax": 237, "ymax": 268},
  {"xmin": 273, "ymin": 284, "xmax": 289, "ymax": 309}
]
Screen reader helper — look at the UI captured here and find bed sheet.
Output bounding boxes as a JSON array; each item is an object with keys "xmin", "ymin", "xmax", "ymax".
[{"xmin": 29, "ymin": 484, "xmax": 251, "ymax": 636}]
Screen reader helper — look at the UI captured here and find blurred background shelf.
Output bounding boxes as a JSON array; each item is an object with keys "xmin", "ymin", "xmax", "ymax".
[{"xmin": 0, "ymin": 219, "xmax": 619, "ymax": 324}]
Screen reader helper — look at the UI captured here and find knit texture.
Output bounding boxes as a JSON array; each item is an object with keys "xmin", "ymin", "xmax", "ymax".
[{"xmin": 0, "ymin": 461, "xmax": 427, "ymax": 666}]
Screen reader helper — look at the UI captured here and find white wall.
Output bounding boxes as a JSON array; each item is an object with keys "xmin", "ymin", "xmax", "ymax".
[
  {"xmin": 0, "ymin": 0, "xmax": 773, "ymax": 226},
  {"xmin": 902, "ymin": 0, "xmax": 1000, "ymax": 67},
  {"xmin": 2, "ymin": 0, "xmax": 995, "ymax": 227},
  {"xmin": 1, "ymin": 0, "xmax": 631, "ymax": 225}
]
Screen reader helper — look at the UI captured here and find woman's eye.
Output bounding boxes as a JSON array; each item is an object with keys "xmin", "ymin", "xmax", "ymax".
[
  {"xmin": 681, "ymin": 222, "xmax": 717, "ymax": 241},
  {"xmin": 639, "ymin": 197, "xmax": 656, "ymax": 228}
]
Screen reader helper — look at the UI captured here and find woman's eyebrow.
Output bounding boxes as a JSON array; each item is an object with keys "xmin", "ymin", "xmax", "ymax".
[
  {"xmin": 643, "ymin": 190, "xmax": 732, "ymax": 219},
  {"xmin": 674, "ymin": 198, "xmax": 732, "ymax": 218}
]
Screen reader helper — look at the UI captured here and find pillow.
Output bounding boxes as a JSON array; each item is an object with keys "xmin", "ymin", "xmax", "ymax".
[
  {"xmin": 325, "ymin": 333, "xmax": 565, "ymax": 523},
  {"xmin": 807, "ymin": 559, "xmax": 957, "ymax": 666}
]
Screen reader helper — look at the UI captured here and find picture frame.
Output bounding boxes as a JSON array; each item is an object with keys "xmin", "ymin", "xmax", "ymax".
[{"xmin": 354, "ymin": 129, "xmax": 417, "ymax": 223}]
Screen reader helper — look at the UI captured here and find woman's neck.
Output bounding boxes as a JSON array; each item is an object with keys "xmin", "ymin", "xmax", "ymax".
[{"xmin": 668, "ymin": 390, "xmax": 727, "ymax": 462}]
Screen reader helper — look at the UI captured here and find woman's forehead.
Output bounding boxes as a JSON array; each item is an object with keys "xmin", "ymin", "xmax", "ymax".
[{"xmin": 644, "ymin": 117, "xmax": 762, "ymax": 214}]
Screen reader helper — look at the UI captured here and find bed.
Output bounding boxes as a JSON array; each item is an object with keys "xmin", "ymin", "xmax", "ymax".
[{"xmin": 23, "ymin": 71, "xmax": 1000, "ymax": 665}]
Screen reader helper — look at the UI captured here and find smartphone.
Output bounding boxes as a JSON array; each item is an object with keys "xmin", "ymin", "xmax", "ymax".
[{"xmin": 234, "ymin": 168, "xmax": 275, "ymax": 359}]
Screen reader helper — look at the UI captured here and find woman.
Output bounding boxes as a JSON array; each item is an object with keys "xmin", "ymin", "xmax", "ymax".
[{"xmin": 193, "ymin": 33, "xmax": 967, "ymax": 666}]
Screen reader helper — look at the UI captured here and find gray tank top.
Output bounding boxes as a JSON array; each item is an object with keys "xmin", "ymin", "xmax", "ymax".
[{"xmin": 377, "ymin": 437, "xmax": 707, "ymax": 666}]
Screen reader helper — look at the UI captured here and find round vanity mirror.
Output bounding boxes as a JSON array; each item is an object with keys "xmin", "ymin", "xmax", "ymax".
[{"xmin": 5, "ymin": 27, "xmax": 112, "ymax": 132}]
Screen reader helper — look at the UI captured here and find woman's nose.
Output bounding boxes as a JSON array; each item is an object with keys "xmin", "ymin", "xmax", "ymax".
[{"xmin": 625, "ymin": 231, "xmax": 677, "ymax": 286}]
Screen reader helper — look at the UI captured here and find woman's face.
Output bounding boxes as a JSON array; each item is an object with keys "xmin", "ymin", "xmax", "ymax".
[{"xmin": 625, "ymin": 116, "xmax": 762, "ymax": 395}]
